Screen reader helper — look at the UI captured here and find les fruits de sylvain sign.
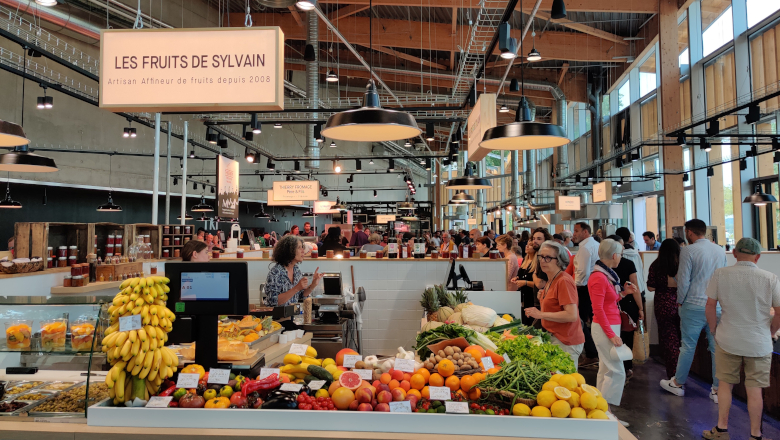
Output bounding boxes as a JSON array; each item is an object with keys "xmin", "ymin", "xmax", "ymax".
[{"xmin": 99, "ymin": 27, "xmax": 284, "ymax": 112}]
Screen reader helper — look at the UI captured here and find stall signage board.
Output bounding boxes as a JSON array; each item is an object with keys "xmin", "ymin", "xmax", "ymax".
[
  {"xmin": 217, "ymin": 155, "xmax": 239, "ymax": 219},
  {"xmin": 390, "ymin": 401, "xmax": 412, "ymax": 413},
  {"xmin": 467, "ymin": 218, "xmax": 477, "ymax": 225},
  {"xmin": 176, "ymin": 373, "xmax": 199, "ymax": 389},
  {"xmin": 557, "ymin": 195, "xmax": 581, "ymax": 211},
  {"xmin": 467, "ymin": 93, "xmax": 497, "ymax": 161},
  {"xmin": 446, "ymin": 401, "xmax": 469, "ymax": 414},
  {"xmin": 267, "ymin": 190, "xmax": 302, "ymax": 206},
  {"xmin": 288, "ymin": 344, "xmax": 308, "ymax": 355},
  {"xmin": 353, "ymin": 369, "xmax": 374, "ymax": 380},
  {"xmin": 99, "ymin": 27, "xmax": 285, "ymax": 112},
  {"xmin": 394, "ymin": 358, "xmax": 415, "ymax": 373},
  {"xmin": 207, "ymin": 368, "xmax": 230, "ymax": 385},
  {"xmin": 314, "ymin": 201, "xmax": 340, "ymax": 214},
  {"xmin": 592, "ymin": 182, "xmax": 612, "ymax": 203},
  {"xmin": 273, "ymin": 181, "xmax": 319, "ymax": 201},
  {"xmin": 280, "ymin": 383, "xmax": 303, "ymax": 392},
  {"xmin": 429, "ymin": 386, "xmax": 451, "ymax": 401},
  {"xmin": 307, "ymin": 380, "xmax": 326, "ymax": 390},
  {"xmin": 503, "ymin": 353, "xmax": 511, "ymax": 364},
  {"xmin": 342, "ymin": 355, "xmax": 362, "ymax": 368},
  {"xmin": 146, "ymin": 396, "xmax": 173, "ymax": 408},
  {"xmin": 481, "ymin": 357, "xmax": 495, "ymax": 370},
  {"xmin": 119, "ymin": 314, "xmax": 142, "ymax": 332},
  {"xmin": 258, "ymin": 368, "xmax": 280, "ymax": 380},
  {"xmin": 376, "ymin": 214, "xmax": 396, "ymax": 224}
]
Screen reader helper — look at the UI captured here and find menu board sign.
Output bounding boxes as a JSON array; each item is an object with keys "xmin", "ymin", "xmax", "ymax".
[
  {"xmin": 267, "ymin": 190, "xmax": 302, "ymax": 206},
  {"xmin": 557, "ymin": 195, "xmax": 581, "ymax": 211},
  {"xmin": 376, "ymin": 215, "xmax": 396, "ymax": 224},
  {"xmin": 217, "ymin": 155, "xmax": 239, "ymax": 219},
  {"xmin": 273, "ymin": 181, "xmax": 319, "ymax": 201},
  {"xmin": 593, "ymin": 182, "xmax": 613, "ymax": 203},
  {"xmin": 99, "ymin": 27, "xmax": 284, "ymax": 112}
]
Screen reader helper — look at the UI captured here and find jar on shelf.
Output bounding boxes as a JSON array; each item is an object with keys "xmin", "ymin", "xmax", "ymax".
[
  {"xmin": 184, "ymin": 226, "xmax": 192, "ymax": 235},
  {"xmin": 163, "ymin": 226, "xmax": 171, "ymax": 234},
  {"xmin": 63, "ymin": 275, "xmax": 72, "ymax": 287},
  {"xmin": 106, "ymin": 244, "xmax": 114, "ymax": 256},
  {"xmin": 107, "ymin": 235, "xmax": 115, "ymax": 245},
  {"xmin": 47, "ymin": 247, "xmax": 54, "ymax": 258},
  {"xmin": 212, "ymin": 250, "xmax": 220, "ymax": 259},
  {"xmin": 115, "ymin": 243, "xmax": 122, "ymax": 255},
  {"xmin": 47, "ymin": 258, "xmax": 53, "ymax": 268},
  {"xmin": 143, "ymin": 235, "xmax": 150, "ymax": 244},
  {"xmin": 163, "ymin": 237, "xmax": 170, "ymax": 246},
  {"xmin": 150, "ymin": 264, "xmax": 158, "ymax": 275},
  {"xmin": 237, "ymin": 249, "xmax": 244, "ymax": 259},
  {"xmin": 68, "ymin": 256, "xmax": 77, "ymax": 266},
  {"xmin": 162, "ymin": 249, "xmax": 170, "ymax": 258},
  {"xmin": 489, "ymin": 249, "xmax": 499, "ymax": 260},
  {"xmin": 58, "ymin": 246, "xmax": 67, "ymax": 258},
  {"xmin": 70, "ymin": 265, "xmax": 81, "ymax": 277},
  {"xmin": 72, "ymin": 275, "xmax": 83, "ymax": 287},
  {"xmin": 173, "ymin": 249, "xmax": 180, "ymax": 258},
  {"xmin": 174, "ymin": 226, "xmax": 181, "ymax": 234},
  {"xmin": 57, "ymin": 257, "xmax": 67, "ymax": 267},
  {"xmin": 116, "ymin": 235, "xmax": 123, "ymax": 246},
  {"xmin": 68, "ymin": 246, "xmax": 78, "ymax": 257},
  {"xmin": 173, "ymin": 237, "xmax": 180, "ymax": 246}
]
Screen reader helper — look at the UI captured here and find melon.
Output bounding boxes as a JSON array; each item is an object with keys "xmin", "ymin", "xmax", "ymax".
[
  {"xmin": 449, "ymin": 312, "xmax": 463, "ymax": 324},
  {"xmin": 339, "ymin": 371, "xmax": 363, "ymax": 391},
  {"xmin": 438, "ymin": 306, "xmax": 454, "ymax": 322},
  {"xmin": 422, "ymin": 321, "xmax": 444, "ymax": 332},
  {"xmin": 454, "ymin": 303, "xmax": 469, "ymax": 313}
]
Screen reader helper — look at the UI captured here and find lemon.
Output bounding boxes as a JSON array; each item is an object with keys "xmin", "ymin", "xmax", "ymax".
[
  {"xmin": 580, "ymin": 392, "xmax": 598, "ymax": 410},
  {"xmin": 530, "ymin": 406, "xmax": 552, "ymax": 417},
  {"xmin": 558, "ymin": 375, "xmax": 579, "ymax": 391},
  {"xmin": 324, "ymin": 364, "xmax": 338, "ymax": 373},
  {"xmin": 332, "ymin": 369, "xmax": 343, "ymax": 380},
  {"xmin": 536, "ymin": 390, "xmax": 557, "ymax": 408},
  {"xmin": 550, "ymin": 400, "xmax": 571, "ymax": 418},
  {"xmin": 596, "ymin": 397, "xmax": 608, "ymax": 412},
  {"xmin": 570, "ymin": 407, "xmax": 587, "ymax": 418},
  {"xmin": 574, "ymin": 387, "xmax": 583, "ymax": 395},
  {"xmin": 550, "ymin": 373, "xmax": 564, "ymax": 383},
  {"xmin": 553, "ymin": 386, "xmax": 572, "ymax": 400},
  {"xmin": 512, "ymin": 403, "xmax": 531, "ymax": 416},
  {"xmin": 315, "ymin": 389, "xmax": 330, "ymax": 398},
  {"xmin": 581, "ymin": 384, "xmax": 601, "ymax": 397},
  {"xmin": 587, "ymin": 409, "xmax": 609, "ymax": 419},
  {"xmin": 541, "ymin": 380, "xmax": 560, "ymax": 392},
  {"xmin": 571, "ymin": 373, "xmax": 586, "ymax": 386},
  {"xmin": 322, "ymin": 358, "xmax": 336, "ymax": 368},
  {"xmin": 567, "ymin": 392, "xmax": 580, "ymax": 408}
]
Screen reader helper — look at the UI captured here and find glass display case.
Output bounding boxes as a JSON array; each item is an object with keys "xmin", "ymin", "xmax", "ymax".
[{"xmin": 0, "ymin": 295, "xmax": 111, "ymax": 418}]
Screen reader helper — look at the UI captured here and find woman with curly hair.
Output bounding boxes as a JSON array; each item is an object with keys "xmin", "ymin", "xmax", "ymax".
[{"xmin": 264, "ymin": 235, "xmax": 324, "ymax": 306}]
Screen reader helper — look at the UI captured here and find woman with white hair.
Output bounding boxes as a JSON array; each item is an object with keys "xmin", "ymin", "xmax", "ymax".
[
  {"xmin": 588, "ymin": 238, "xmax": 639, "ymax": 411},
  {"xmin": 523, "ymin": 240, "xmax": 584, "ymax": 370}
]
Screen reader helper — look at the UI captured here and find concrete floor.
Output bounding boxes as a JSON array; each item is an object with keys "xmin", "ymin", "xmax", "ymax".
[{"xmin": 578, "ymin": 358, "xmax": 780, "ymax": 440}]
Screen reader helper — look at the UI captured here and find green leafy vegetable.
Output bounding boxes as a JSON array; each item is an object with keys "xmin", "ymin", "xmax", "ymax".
[{"xmin": 495, "ymin": 337, "xmax": 576, "ymax": 374}]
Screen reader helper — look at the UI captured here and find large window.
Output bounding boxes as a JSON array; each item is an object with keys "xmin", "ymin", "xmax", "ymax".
[
  {"xmin": 639, "ymin": 53, "xmax": 657, "ymax": 97},
  {"xmin": 618, "ymin": 81, "xmax": 631, "ymax": 111},
  {"xmin": 709, "ymin": 143, "xmax": 739, "ymax": 246},
  {"xmin": 756, "ymin": 120, "xmax": 780, "ymax": 248},
  {"xmin": 747, "ymin": 0, "xmax": 780, "ymax": 29},
  {"xmin": 680, "ymin": 17, "xmax": 690, "ymax": 76},
  {"xmin": 641, "ymin": 96, "xmax": 659, "ymax": 143},
  {"xmin": 702, "ymin": 0, "xmax": 733, "ymax": 57},
  {"xmin": 750, "ymin": 21, "xmax": 780, "ymax": 113},
  {"xmin": 683, "ymin": 147, "xmax": 696, "ymax": 220},
  {"xmin": 705, "ymin": 50, "xmax": 738, "ymax": 128}
]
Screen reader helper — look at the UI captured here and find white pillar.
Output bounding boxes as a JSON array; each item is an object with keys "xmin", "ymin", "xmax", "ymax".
[
  {"xmin": 152, "ymin": 113, "xmax": 161, "ymax": 225},
  {"xmin": 181, "ymin": 122, "xmax": 188, "ymax": 226},
  {"xmin": 165, "ymin": 122, "xmax": 172, "ymax": 225}
]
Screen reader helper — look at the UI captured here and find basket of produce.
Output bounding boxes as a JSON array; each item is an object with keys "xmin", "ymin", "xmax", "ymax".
[
  {"xmin": 0, "ymin": 258, "xmax": 44, "ymax": 274},
  {"xmin": 421, "ymin": 346, "xmax": 483, "ymax": 378}
]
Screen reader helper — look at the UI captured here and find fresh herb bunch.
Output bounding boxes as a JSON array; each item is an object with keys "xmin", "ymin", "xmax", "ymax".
[
  {"xmin": 496, "ymin": 337, "xmax": 576, "ymax": 374},
  {"xmin": 511, "ymin": 324, "xmax": 552, "ymax": 343}
]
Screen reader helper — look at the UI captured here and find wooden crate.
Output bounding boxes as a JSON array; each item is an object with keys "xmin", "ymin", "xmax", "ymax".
[
  {"xmin": 160, "ymin": 224, "xmax": 195, "ymax": 259},
  {"xmin": 96, "ymin": 261, "xmax": 143, "ymax": 282},
  {"xmin": 92, "ymin": 222, "xmax": 126, "ymax": 258},
  {"xmin": 15, "ymin": 222, "xmax": 91, "ymax": 267},
  {"xmin": 124, "ymin": 224, "xmax": 162, "ymax": 259}
]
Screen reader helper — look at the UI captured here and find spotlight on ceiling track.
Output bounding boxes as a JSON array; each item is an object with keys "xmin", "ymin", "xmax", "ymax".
[
  {"xmin": 498, "ymin": 22, "xmax": 518, "ymax": 59},
  {"xmin": 333, "ymin": 160, "xmax": 342, "ymax": 173},
  {"xmin": 355, "ymin": 159, "xmax": 362, "ymax": 172},
  {"xmin": 274, "ymin": 123, "xmax": 282, "ymax": 129},
  {"xmin": 326, "ymin": 70, "xmax": 338, "ymax": 82},
  {"xmin": 330, "ymin": 140, "xmax": 337, "ymax": 148},
  {"xmin": 245, "ymin": 148, "xmax": 255, "ymax": 163},
  {"xmin": 217, "ymin": 135, "xmax": 228, "ymax": 149},
  {"xmin": 206, "ymin": 127, "xmax": 217, "ymax": 144},
  {"xmin": 745, "ymin": 104, "xmax": 761, "ymax": 125},
  {"xmin": 314, "ymin": 125, "xmax": 324, "ymax": 143},
  {"xmin": 267, "ymin": 158, "xmax": 275, "ymax": 170},
  {"xmin": 374, "ymin": 190, "xmax": 377, "ymax": 198},
  {"xmin": 707, "ymin": 167, "xmax": 714, "ymax": 178},
  {"xmin": 426, "ymin": 123, "xmax": 435, "ymax": 142},
  {"xmin": 296, "ymin": 0, "xmax": 316, "ymax": 10},
  {"xmin": 499, "ymin": 104, "xmax": 509, "ymax": 113},
  {"xmin": 388, "ymin": 159, "xmax": 395, "ymax": 171},
  {"xmin": 404, "ymin": 139, "xmax": 412, "ymax": 148},
  {"xmin": 294, "ymin": 160, "xmax": 301, "ymax": 173}
]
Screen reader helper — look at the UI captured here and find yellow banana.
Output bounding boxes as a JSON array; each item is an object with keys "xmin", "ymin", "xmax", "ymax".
[
  {"xmin": 112, "ymin": 361, "xmax": 127, "ymax": 380},
  {"xmin": 154, "ymin": 375, "xmax": 163, "ymax": 387},
  {"xmin": 144, "ymin": 326, "xmax": 156, "ymax": 339},
  {"xmin": 141, "ymin": 338, "xmax": 150, "ymax": 353},
  {"xmin": 131, "ymin": 306, "xmax": 142, "ymax": 315},
  {"xmin": 130, "ymin": 292, "xmax": 139, "ymax": 302},
  {"xmin": 139, "ymin": 278, "xmax": 147, "ymax": 288},
  {"xmin": 137, "ymin": 328, "xmax": 147, "ymax": 342},
  {"xmin": 116, "ymin": 370, "xmax": 126, "ymax": 399},
  {"xmin": 159, "ymin": 276, "xmax": 170, "ymax": 284},
  {"xmin": 108, "ymin": 386, "xmax": 116, "ymax": 399},
  {"xmin": 162, "ymin": 284, "xmax": 170, "ymax": 293},
  {"xmin": 150, "ymin": 285, "xmax": 159, "ymax": 299},
  {"xmin": 120, "ymin": 279, "xmax": 131, "ymax": 289},
  {"xmin": 149, "ymin": 305, "xmax": 158, "ymax": 316},
  {"xmin": 154, "ymin": 299, "xmax": 165, "ymax": 307},
  {"xmin": 107, "ymin": 305, "xmax": 118, "ymax": 315},
  {"xmin": 112, "ymin": 296, "xmax": 124, "ymax": 307},
  {"xmin": 133, "ymin": 285, "xmax": 141, "ymax": 295},
  {"xmin": 129, "ymin": 277, "xmax": 140, "ymax": 288},
  {"xmin": 145, "ymin": 379, "xmax": 157, "ymax": 396},
  {"xmin": 117, "ymin": 304, "xmax": 127, "ymax": 315},
  {"xmin": 144, "ymin": 349, "xmax": 155, "ymax": 369},
  {"xmin": 105, "ymin": 371, "xmax": 115, "ymax": 388},
  {"xmin": 101, "ymin": 345, "xmax": 109, "ymax": 353},
  {"xmin": 155, "ymin": 326, "xmax": 165, "ymax": 341},
  {"xmin": 131, "ymin": 338, "xmax": 140, "ymax": 356},
  {"xmin": 101, "ymin": 331, "xmax": 119, "ymax": 347},
  {"xmin": 138, "ymin": 364, "xmax": 151, "ymax": 380},
  {"xmin": 143, "ymin": 293, "xmax": 154, "ymax": 304},
  {"xmin": 119, "ymin": 339, "xmax": 132, "ymax": 358},
  {"xmin": 128, "ymin": 330, "xmax": 137, "ymax": 344},
  {"xmin": 143, "ymin": 315, "xmax": 151, "ymax": 326},
  {"xmin": 149, "ymin": 337, "xmax": 157, "ymax": 351},
  {"xmin": 135, "ymin": 297, "xmax": 145, "ymax": 308},
  {"xmin": 131, "ymin": 363, "xmax": 143, "ymax": 376},
  {"xmin": 151, "ymin": 315, "xmax": 159, "ymax": 327},
  {"xmin": 115, "ymin": 331, "xmax": 128, "ymax": 348},
  {"xmin": 111, "ymin": 346, "xmax": 121, "ymax": 360},
  {"xmin": 160, "ymin": 347, "xmax": 172, "ymax": 367},
  {"xmin": 124, "ymin": 379, "xmax": 132, "ymax": 402},
  {"xmin": 126, "ymin": 358, "xmax": 135, "ymax": 372},
  {"xmin": 135, "ymin": 349, "xmax": 147, "ymax": 366}
]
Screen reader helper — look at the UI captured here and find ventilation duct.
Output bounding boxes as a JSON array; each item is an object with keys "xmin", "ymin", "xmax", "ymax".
[
  {"xmin": 613, "ymin": 180, "xmax": 655, "ymax": 197},
  {"xmin": 305, "ymin": 10, "xmax": 320, "ymax": 169},
  {"xmin": 573, "ymin": 204, "xmax": 623, "ymax": 220}
]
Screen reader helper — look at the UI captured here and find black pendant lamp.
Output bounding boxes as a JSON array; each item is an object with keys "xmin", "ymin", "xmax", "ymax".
[
  {"xmin": 177, "ymin": 214, "xmax": 194, "ymax": 220},
  {"xmin": 0, "ymin": 144, "xmax": 58, "ymax": 172},
  {"xmin": 254, "ymin": 204, "xmax": 270, "ymax": 218},
  {"xmin": 97, "ymin": 191, "xmax": 122, "ymax": 212},
  {"xmin": 321, "ymin": 0, "xmax": 421, "ymax": 142},
  {"xmin": 480, "ymin": 0, "xmax": 567, "ymax": 152},
  {"xmin": 331, "ymin": 197, "xmax": 348, "ymax": 212},
  {"xmin": 744, "ymin": 185, "xmax": 778, "ymax": 207},
  {"xmin": 0, "ymin": 181, "xmax": 21, "ymax": 209},
  {"xmin": 551, "ymin": 0, "xmax": 567, "ymax": 19},
  {"xmin": 446, "ymin": 162, "xmax": 492, "ymax": 190},
  {"xmin": 449, "ymin": 191, "xmax": 475, "ymax": 204},
  {"xmin": 191, "ymin": 195, "xmax": 214, "ymax": 212}
]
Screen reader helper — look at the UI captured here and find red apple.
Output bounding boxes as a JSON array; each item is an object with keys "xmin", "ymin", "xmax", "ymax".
[
  {"xmin": 348, "ymin": 400, "xmax": 360, "ymax": 411},
  {"xmin": 375, "ymin": 403, "xmax": 390, "ymax": 412},
  {"xmin": 376, "ymin": 390, "xmax": 393, "ymax": 404},
  {"xmin": 337, "ymin": 366, "xmax": 348, "ymax": 372},
  {"xmin": 358, "ymin": 403, "xmax": 374, "ymax": 411},
  {"xmin": 356, "ymin": 388, "xmax": 374, "ymax": 404}
]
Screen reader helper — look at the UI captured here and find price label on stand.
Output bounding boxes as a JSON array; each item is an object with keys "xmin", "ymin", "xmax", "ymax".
[
  {"xmin": 307, "ymin": 380, "xmax": 326, "ymax": 391},
  {"xmin": 176, "ymin": 373, "xmax": 199, "ymax": 389},
  {"xmin": 258, "ymin": 368, "xmax": 280, "ymax": 380},
  {"xmin": 503, "ymin": 353, "xmax": 511, "ymax": 364},
  {"xmin": 207, "ymin": 368, "xmax": 230, "ymax": 385},
  {"xmin": 394, "ymin": 358, "xmax": 415, "ymax": 373},
  {"xmin": 119, "ymin": 314, "xmax": 142, "ymax": 332},
  {"xmin": 445, "ymin": 401, "xmax": 469, "ymax": 414},
  {"xmin": 428, "ymin": 386, "xmax": 451, "ymax": 401},
  {"xmin": 342, "ymin": 355, "xmax": 362, "ymax": 368},
  {"xmin": 389, "ymin": 401, "xmax": 412, "ymax": 413},
  {"xmin": 289, "ymin": 344, "xmax": 308, "ymax": 356},
  {"xmin": 280, "ymin": 383, "xmax": 303, "ymax": 392},
  {"xmin": 481, "ymin": 357, "xmax": 495, "ymax": 370},
  {"xmin": 145, "ymin": 396, "xmax": 173, "ymax": 408},
  {"xmin": 353, "ymin": 369, "xmax": 374, "ymax": 380}
]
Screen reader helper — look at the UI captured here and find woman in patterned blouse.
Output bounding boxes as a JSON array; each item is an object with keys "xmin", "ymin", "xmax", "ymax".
[{"xmin": 264, "ymin": 235, "xmax": 324, "ymax": 306}]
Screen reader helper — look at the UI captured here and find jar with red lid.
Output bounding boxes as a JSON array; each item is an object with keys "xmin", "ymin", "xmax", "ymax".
[
  {"xmin": 174, "ymin": 237, "xmax": 180, "ymax": 246},
  {"xmin": 173, "ymin": 249, "xmax": 180, "ymax": 258},
  {"xmin": 107, "ymin": 235, "xmax": 115, "ymax": 245},
  {"xmin": 47, "ymin": 258, "xmax": 53, "ymax": 268},
  {"xmin": 163, "ymin": 237, "xmax": 170, "ymax": 246},
  {"xmin": 163, "ymin": 249, "xmax": 170, "ymax": 258},
  {"xmin": 63, "ymin": 275, "xmax": 72, "ymax": 287},
  {"xmin": 68, "ymin": 256, "xmax": 77, "ymax": 266},
  {"xmin": 70, "ymin": 265, "xmax": 81, "ymax": 277},
  {"xmin": 58, "ymin": 246, "xmax": 67, "ymax": 258}
]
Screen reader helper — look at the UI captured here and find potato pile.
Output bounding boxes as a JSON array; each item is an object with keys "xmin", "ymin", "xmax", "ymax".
[{"xmin": 423, "ymin": 346, "xmax": 480, "ymax": 372}]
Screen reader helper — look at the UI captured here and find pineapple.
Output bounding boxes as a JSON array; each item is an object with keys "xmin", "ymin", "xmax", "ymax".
[
  {"xmin": 452, "ymin": 289, "xmax": 470, "ymax": 305},
  {"xmin": 435, "ymin": 285, "xmax": 456, "ymax": 309},
  {"xmin": 420, "ymin": 288, "xmax": 440, "ymax": 321}
]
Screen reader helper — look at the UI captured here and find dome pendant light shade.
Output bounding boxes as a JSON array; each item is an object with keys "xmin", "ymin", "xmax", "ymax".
[
  {"xmin": 0, "ymin": 182, "xmax": 21, "ymax": 208},
  {"xmin": 296, "ymin": 0, "xmax": 316, "ymax": 10},
  {"xmin": 255, "ymin": 204, "xmax": 270, "ymax": 218},
  {"xmin": 36, "ymin": 0, "xmax": 58, "ymax": 5},
  {"xmin": 480, "ymin": 97, "xmax": 568, "ymax": 151},
  {"xmin": 449, "ymin": 191, "xmax": 475, "ymax": 205},
  {"xmin": 96, "ymin": 191, "xmax": 122, "ymax": 212},
  {"xmin": 0, "ymin": 120, "xmax": 30, "ymax": 147},
  {"xmin": 322, "ymin": 80, "xmax": 422, "ymax": 142},
  {"xmin": 446, "ymin": 162, "xmax": 492, "ymax": 189},
  {"xmin": 744, "ymin": 187, "xmax": 779, "ymax": 206},
  {"xmin": 191, "ymin": 195, "xmax": 214, "ymax": 212},
  {"xmin": 551, "ymin": 0, "xmax": 567, "ymax": 19},
  {"xmin": 331, "ymin": 197, "xmax": 347, "ymax": 211},
  {"xmin": 527, "ymin": 47, "xmax": 541, "ymax": 61},
  {"xmin": 0, "ymin": 145, "xmax": 58, "ymax": 172},
  {"xmin": 177, "ymin": 214, "xmax": 194, "ymax": 220},
  {"xmin": 326, "ymin": 70, "xmax": 339, "ymax": 82}
]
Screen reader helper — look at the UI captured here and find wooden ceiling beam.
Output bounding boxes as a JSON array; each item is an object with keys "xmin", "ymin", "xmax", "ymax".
[
  {"xmin": 287, "ymin": 6, "xmax": 305, "ymax": 27},
  {"xmin": 362, "ymin": 45, "xmax": 450, "ymax": 70},
  {"xmin": 533, "ymin": 10, "xmax": 628, "ymax": 45},
  {"xmin": 311, "ymin": 0, "xmax": 656, "ymax": 13},
  {"xmin": 328, "ymin": 4, "xmax": 370, "ymax": 20},
  {"xmin": 558, "ymin": 63, "xmax": 569, "ymax": 86}
]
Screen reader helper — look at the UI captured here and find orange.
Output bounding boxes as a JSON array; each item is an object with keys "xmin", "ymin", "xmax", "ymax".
[
  {"xmin": 487, "ymin": 367, "xmax": 500, "ymax": 375},
  {"xmin": 328, "ymin": 381, "xmax": 342, "ymax": 396},
  {"xmin": 437, "ymin": 359, "xmax": 455, "ymax": 377},
  {"xmin": 380, "ymin": 373, "xmax": 392, "ymax": 384},
  {"xmin": 331, "ymin": 387, "xmax": 355, "ymax": 410},
  {"xmin": 400, "ymin": 380, "xmax": 411, "ymax": 391},
  {"xmin": 465, "ymin": 345, "xmax": 486, "ymax": 357},
  {"xmin": 472, "ymin": 372, "xmax": 486, "ymax": 383},
  {"xmin": 468, "ymin": 387, "xmax": 481, "ymax": 400},
  {"xmin": 445, "ymin": 375, "xmax": 460, "ymax": 392},
  {"xmin": 403, "ymin": 373, "xmax": 412, "ymax": 382},
  {"xmin": 421, "ymin": 386, "xmax": 430, "ymax": 399},
  {"xmin": 388, "ymin": 379, "xmax": 400, "ymax": 390},
  {"xmin": 407, "ymin": 389, "xmax": 422, "ymax": 399},
  {"xmin": 415, "ymin": 368, "xmax": 431, "ymax": 383},
  {"xmin": 460, "ymin": 375, "xmax": 477, "ymax": 392},
  {"xmin": 429, "ymin": 373, "xmax": 445, "ymax": 387},
  {"xmin": 465, "ymin": 348, "xmax": 483, "ymax": 362},
  {"xmin": 410, "ymin": 374, "xmax": 426, "ymax": 390}
]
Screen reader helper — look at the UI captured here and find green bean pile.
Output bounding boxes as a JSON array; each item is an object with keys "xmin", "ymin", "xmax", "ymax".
[{"xmin": 477, "ymin": 360, "xmax": 551, "ymax": 403}]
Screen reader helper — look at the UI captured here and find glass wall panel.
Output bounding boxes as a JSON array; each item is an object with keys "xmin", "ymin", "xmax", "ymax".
[
  {"xmin": 705, "ymin": 50, "xmax": 738, "ymax": 129},
  {"xmin": 618, "ymin": 81, "xmax": 631, "ymax": 111},
  {"xmin": 747, "ymin": 0, "xmax": 780, "ymax": 29},
  {"xmin": 701, "ymin": 0, "xmax": 733, "ymax": 57},
  {"xmin": 680, "ymin": 17, "xmax": 690, "ymax": 76},
  {"xmin": 639, "ymin": 53, "xmax": 657, "ymax": 97},
  {"xmin": 750, "ymin": 22, "xmax": 780, "ymax": 113},
  {"xmin": 641, "ymin": 96, "xmax": 659, "ymax": 156}
]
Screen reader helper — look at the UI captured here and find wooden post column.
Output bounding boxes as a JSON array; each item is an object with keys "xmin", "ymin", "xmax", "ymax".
[{"xmin": 659, "ymin": 0, "xmax": 685, "ymax": 238}]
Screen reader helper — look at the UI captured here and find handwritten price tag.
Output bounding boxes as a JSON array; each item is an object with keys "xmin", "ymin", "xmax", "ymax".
[
  {"xmin": 176, "ymin": 373, "xmax": 199, "ymax": 389},
  {"xmin": 258, "ymin": 368, "xmax": 280, "ymax": 380},
  {"xmin": 342, "ymin": 355, "xmax": 362, "ymax": 368},
  {"xmin": 280, "ymin": 383, "xmax": 303, "ymax": 392},
  {"xmin": 145, "ymin": 396, "xmax": 173, "ymax": 408},
  {"xmin": 353, "ymin": 369, "xmax": 374, "ymax": 380},
  {"xmin": 289, "ymin": 344, "xmax": 308, "ymax": 355},
  {"xmin": 308, "ymin": 380, "xmax": 326, "ymax": 391},
  {"xmin": 445, "ymin": 401, "xmax": 469, "ymax": 414},
  {"xmin": 119, "ymin": 314, "xmax": 142, "ymax": 332},
  {"xmin": 207, "ymin": 368, "xmax": 230, "ymax": 385},
  {"xmin": 481, "ymin": 357, "xmax": 494, "ymax": 370},
  {"xmin": 503, "ymin": 353, "xmax": 511, "ymax": 364},
  {"xmin": 389, "ymin": 401, "xmax": 412, "ymax": 413},
  {"xmin": 428, "ymin": 386, "xmax": 451, "ymax": 401},
  {"xmin": 394, "ymin": 358, "xmax": 415, "ymax": 373}
]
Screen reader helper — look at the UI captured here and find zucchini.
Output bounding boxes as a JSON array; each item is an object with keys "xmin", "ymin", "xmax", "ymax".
[{"xmin": 306, "ymin": 364, "xmax": 334, "ymax": 382}]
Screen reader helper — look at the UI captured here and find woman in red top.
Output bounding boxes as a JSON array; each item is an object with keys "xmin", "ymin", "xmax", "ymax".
[
  {"xmin": 524, "ymin": 240, "xmax": 584, "ymax": 372},
  {"xmin": 588, "ymin": 238, "xmax": 639, "ymax": 408}
]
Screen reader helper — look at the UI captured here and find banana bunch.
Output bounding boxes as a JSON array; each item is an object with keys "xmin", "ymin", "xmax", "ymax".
[{"xmin": 102, "ymin": 276, "xmax": 178, "ymax": 405}]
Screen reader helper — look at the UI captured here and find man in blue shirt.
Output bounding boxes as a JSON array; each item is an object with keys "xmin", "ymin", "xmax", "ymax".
[
  {"xmin": 660, "ymin": 219, "xmax": 727, "ymax": 403},
  {"xmin": 642, "ymin": 231, "xmax": 661, "ymax": 250}
]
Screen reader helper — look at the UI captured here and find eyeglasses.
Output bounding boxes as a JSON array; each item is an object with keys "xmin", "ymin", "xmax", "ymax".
[{"xmin": 539, "ymin": 255, "xmax": 557, "ymax": 263}]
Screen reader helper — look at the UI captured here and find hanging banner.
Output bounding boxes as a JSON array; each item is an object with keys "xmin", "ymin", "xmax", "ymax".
[
  {"xmin": 267, "ymin": 190, "xmax": 302, "ymax": 206},
  {"xmin": 216, "ymin": 156, "xmax": 239, "ymax": 219},
  {"xmin": 557, "ymin": 195, "xmax": 581, "ymax": 211},
  {"xmin": 273, "ymin": 181, "xmax": 319, "ymax": 201},
  {"xmin": 592, "ymin": 182, "xmax": 613, "ymax": 203},
  {"xmin": 99, "ymin": 27, "xmax": 284, "ymax": 112},
  {"xmin": 467, "ymin": 94, "xmax": 497, "ymax": 162},
  {"xmin": 314, "ymin": 201, "xmax": 340, "ymax": 214}
]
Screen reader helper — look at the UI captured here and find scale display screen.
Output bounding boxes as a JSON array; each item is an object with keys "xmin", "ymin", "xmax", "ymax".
[{"xmin": 181, "ymin": 272, "xmax": 230, "ymax": 301}]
